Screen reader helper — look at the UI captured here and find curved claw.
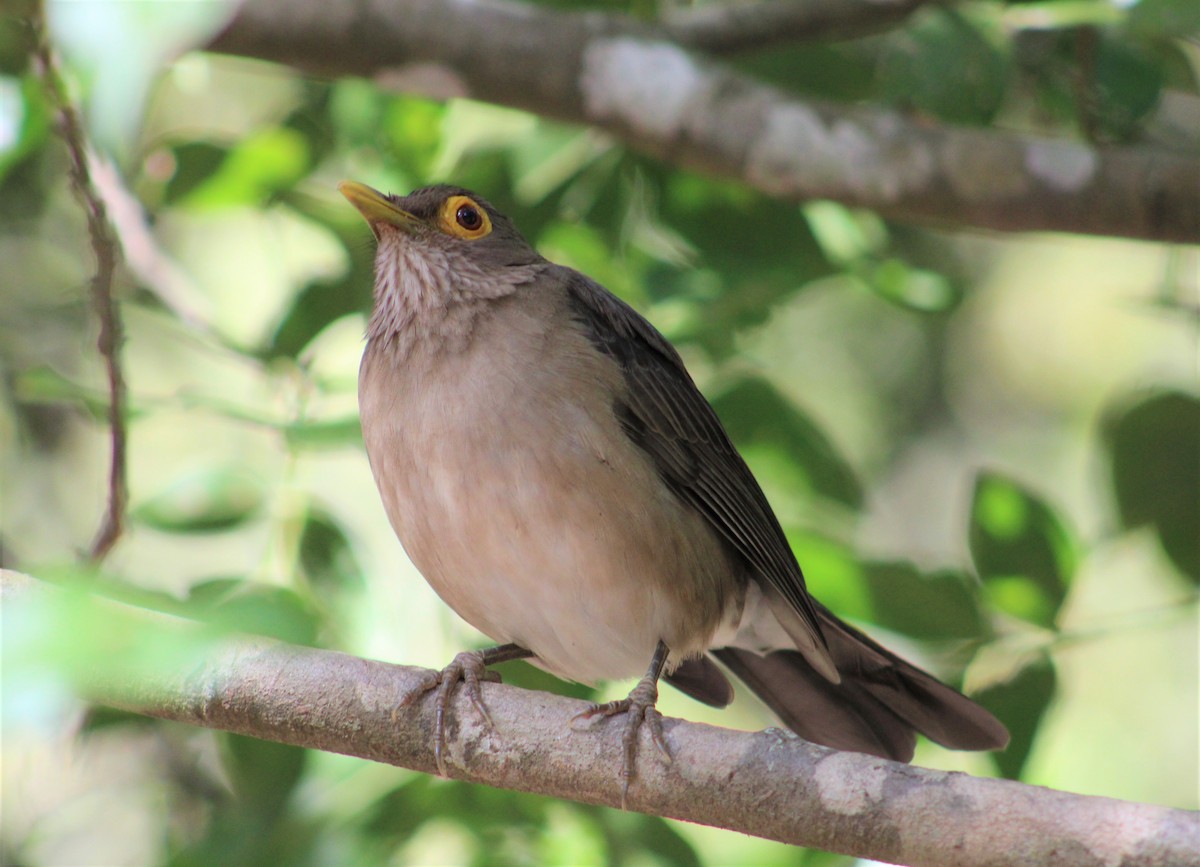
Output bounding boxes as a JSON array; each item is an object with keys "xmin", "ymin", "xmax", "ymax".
[
  {"xmin": 402, "ymin": 650, "xmax": 503, "ymax": 776},
  {"xmin": 574, "ymin": 673, "xmax": 671, "ymax": 809}
]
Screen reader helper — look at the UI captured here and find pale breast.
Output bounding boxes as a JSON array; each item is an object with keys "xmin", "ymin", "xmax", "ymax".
[{"xmin": 359, "ymin": 291, "xmax": 744, "ymax": 683}]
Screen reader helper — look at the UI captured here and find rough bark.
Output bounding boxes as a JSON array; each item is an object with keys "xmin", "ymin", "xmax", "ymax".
[
  {"xmin": 4, "ymin": 571, "xmax": 1197, "ymax": 867},
  {"xmin": 205, "ymin": 0, "xmax": 1200, "ymax": 243}
]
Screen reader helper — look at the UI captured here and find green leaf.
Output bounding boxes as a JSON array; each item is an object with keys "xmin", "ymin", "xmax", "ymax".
[
  {"xmin": 80, "ymin": 705, "xmax": 163, "ymax": 735},
  {"xmin": 1128, "ymin": 0, "xmax": 1200, "ymax": 39},
  {"xmin": 363, "ymin": 777, "xmax": 551, "ymax": 850},
  {"xmin": 975, "ymin": 656, "xmax": 1056, "ymax": 780},
  {"xmin": 969, "ymin": 472, "xmax": 1076, "ymax": 627},
  {"xmin": 134, "ymin": 467, "xmax": 264, "ymax": 533},
  {"xmin": 268, "ymin": 241, "xmax": 374, "ymax": 361},
  {"xmin": 1090, "ymin": 35, "xmax": 1164, "ymax": 140},
  {"xmin": 587, "ymin": 806, "xmax": 703, "ymax": 867},
  {"xmin": 0, "ymin": 75, "xmax": 51, "ymax": 183},
  {"xmin": 14, "ymin": 366, "xmax": 113, "ymax": 421},
  {"xmin": 491, "ymin": 658, "xmax": 597, "ymax": 701},
  {"xmin": 220, "ymin": 733, "xmax": 307, "ymax": 822},
  {"xmin": 803, "ymin": 200, "xmax": 886, "ymax": 265},
  {"xmin": 663, "ymin": 173, "xmax": 827, "ymax": 275},
  {"xmin": 710, "ymin": 375, "xmax": 863, "ymax": 508},
  {"xmin": 788, "ymin": 531, "xmax": 872, "ymax": 623},
  {"xmin": 299, "ymin": 511, "xmax": 364, "ymax": 593},
  {"xmin": 185, "ymin": 579, "xmax": 321, "ymax": 646},
  {"xmin": 868, "ymin": 257, "xmax": 960, "ymax": 313},
  {"xmin": 735, "ymin": 43, "xmax": 877, "ymax": 104},
  {"xmin": 182, "ymin": 127, "xmax": 310, "ymax": 207},
  {"xmin": 862, "ymin": 562, "xmax": 987, "ymax": 640},
  {"xmin": 537, "ymin": 220, "xmax": 639, "ymax": 301},
  {"xmin": 162, "ymin": 141, "xmax": 228, "ymax": 204},
  {"xmin": 879, "ymin": 10, "xmax": 1009, "ymax": 125},
  {"xmin": 1106, "ymin": 391, "xmax": 1200, "ymax": 584},
  {"xmin": 382, "ymin": 95, "xmax": 446, "ymax": 181},
  {"xmin": 282, "ymin": 416, "xmax": 363, "ymax": 449}
]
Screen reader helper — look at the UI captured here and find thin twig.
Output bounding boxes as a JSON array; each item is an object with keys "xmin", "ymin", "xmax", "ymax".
[{"xmin": 28, "ymin": 5, "xmax": 128, "ymax": 562}]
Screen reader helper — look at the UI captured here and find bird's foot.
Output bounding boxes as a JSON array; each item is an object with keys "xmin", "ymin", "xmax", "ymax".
[
  {"xmin": 399, "ymin": 649, "xmax": 502, "ymax": 776},
  {"xmin": 573, "ymin": 672, "xmax": 671, "ymax": 809}
]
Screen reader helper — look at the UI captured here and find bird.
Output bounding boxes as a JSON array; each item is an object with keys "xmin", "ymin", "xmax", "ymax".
[{"xmin": 339, "ymin": 180, "xmax": 1009, "ymax": 803}]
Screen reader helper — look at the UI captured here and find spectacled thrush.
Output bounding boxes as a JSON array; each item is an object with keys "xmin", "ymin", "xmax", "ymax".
[{"xmin": 340, "ymin": 181, "xmax": 1008, "ymax": 805}]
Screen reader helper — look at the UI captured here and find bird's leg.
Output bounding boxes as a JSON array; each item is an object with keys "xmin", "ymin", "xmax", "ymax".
[
  {"xmin": 399, "ymin": 643, "xmax": 533, "ymax": 776},
  {"xmin": 573, "ymin": 640, "xmax": 672, "ymax": 808}
]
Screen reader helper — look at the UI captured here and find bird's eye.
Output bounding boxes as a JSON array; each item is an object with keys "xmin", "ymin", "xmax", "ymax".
[
  {"xmin": 456, "ymin": 204, "xmax": 482, "ymax": 230},
  {"xmin": 439, "ymin": 195, "xmax": 493, "ymax": 240}
]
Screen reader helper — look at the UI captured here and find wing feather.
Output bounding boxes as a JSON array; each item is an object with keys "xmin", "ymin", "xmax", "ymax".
[{"xmin": 563, "ymin": 269, "xmax": 830, "ymax": 665}]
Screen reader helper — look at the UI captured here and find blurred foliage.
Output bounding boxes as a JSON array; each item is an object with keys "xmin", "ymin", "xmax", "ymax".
[
  {"xmin": 970, "ymin": 472, "xmax": 1076, "ymax": 628},
  {"xmin": 1105, "ymin": 390, "xmax": 1200, "ymax": 584},
  {"xmin": 2, "ymin": 0, "xmax": 1197, "ymax": 864}
]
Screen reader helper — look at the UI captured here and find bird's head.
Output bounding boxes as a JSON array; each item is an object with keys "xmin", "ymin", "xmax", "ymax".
[{"xmin": 339, "ymin": 181, "xmax": 544, "ymax": 332}]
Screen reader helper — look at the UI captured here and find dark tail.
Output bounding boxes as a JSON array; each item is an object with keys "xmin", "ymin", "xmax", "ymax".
[{"xmin": 713, "ymin": 605, "xmax": 1009, "ymax": 761}]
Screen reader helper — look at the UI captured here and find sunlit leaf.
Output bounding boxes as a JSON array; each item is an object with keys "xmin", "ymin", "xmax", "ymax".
[
  {"xmin": 0, "ymin": 75, "xmax": 51, "ymax": 182},
  {"xmin": 49, "ymin": 0, "xmax": 236, "ymax": 148},
  {"xmin": 788, "ymin": 531, "xmax": 872, "ymax": 622},
  {"xmin": 5, "ymin": 578, "xmax": 223, "ymax": 696},
  {"xmin": 711, "ymin": 375, "xmax": 863, "ymax": 508},
  {"xmin": 969, "ymin": 472, "xmax": 1076, "ymax": 627},
  {"xmin": 382, "ymin": 95, "xmax": 445, "ymax": 181},
  {"xmin": 182, "ymin": 127, "xmax": 310, "ymax": 207},
  {"xmin": 868, "ymin": 258, "xmax": 960, "ymax": 313},
  {"xmin": 537, "ymin": 220, "xmax": 640, "ymax": 301},
  {"xmin": 268, "ymin": 240, "xmax": 374, "ymax": 360},
  {"xmin": 162, "ymin": 140, "xmax": 227, "ymax": 204},
  {"xmin": 510, "ymin": 124, "xmax": 610, "ymax": 205},
  {"xmin": 803, "ymin": 200, "xmax": 887, "ymax": 265}
]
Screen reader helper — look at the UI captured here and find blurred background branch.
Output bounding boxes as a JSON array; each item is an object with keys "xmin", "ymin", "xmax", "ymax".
[
  {"xmin": 208, "ymin": 0, "xmax": 1200, "ymax": 242},
  {"xmin": 5, "ymin": 570, "xmax": 1198, "ymax": 867}
]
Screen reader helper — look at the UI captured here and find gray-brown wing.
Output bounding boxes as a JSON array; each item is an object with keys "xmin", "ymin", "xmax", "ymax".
[{"xmin": 562, "ymin": 268, "xmax": 826, "ymax": 651}]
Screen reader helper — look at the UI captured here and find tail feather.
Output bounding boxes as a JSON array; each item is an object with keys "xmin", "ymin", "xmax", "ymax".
[
  {"xmin": 665, "ymin": 655, "xmax": 734, "ymax": 708},
  {"xmin": 713, "ymin": 646, "xmax": 918, "ymax": 759},
  {"xmin": 711, "ymin": 604, "xmax": 1009, "ymax": 761}
]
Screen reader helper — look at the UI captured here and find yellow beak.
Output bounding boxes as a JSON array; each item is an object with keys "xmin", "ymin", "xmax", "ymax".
[{"xmin": 337, "ymin": 180, "xmax": 420, "ymax": 239}]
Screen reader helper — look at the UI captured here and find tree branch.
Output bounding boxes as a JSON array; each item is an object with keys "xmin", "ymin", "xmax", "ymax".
[
  {"xmin": 5, "ymin": 570, "xmax": 1197, "ymax": 867},
  {"xmin": 662, "ymin": 0, "xmax": 936, "ymax": 54},
  {"xmin": 205, "ymin": 0, "xmax": 1200, "ymax": 243},
  {"xmin": 29, "ymin": 6, "xmax": 128, "ymax": 562}
]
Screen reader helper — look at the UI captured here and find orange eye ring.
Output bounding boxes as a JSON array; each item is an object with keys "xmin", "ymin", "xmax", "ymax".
[{"xmin": 438, "ymin": 195, "xmax": 493, "ymax": 240}]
